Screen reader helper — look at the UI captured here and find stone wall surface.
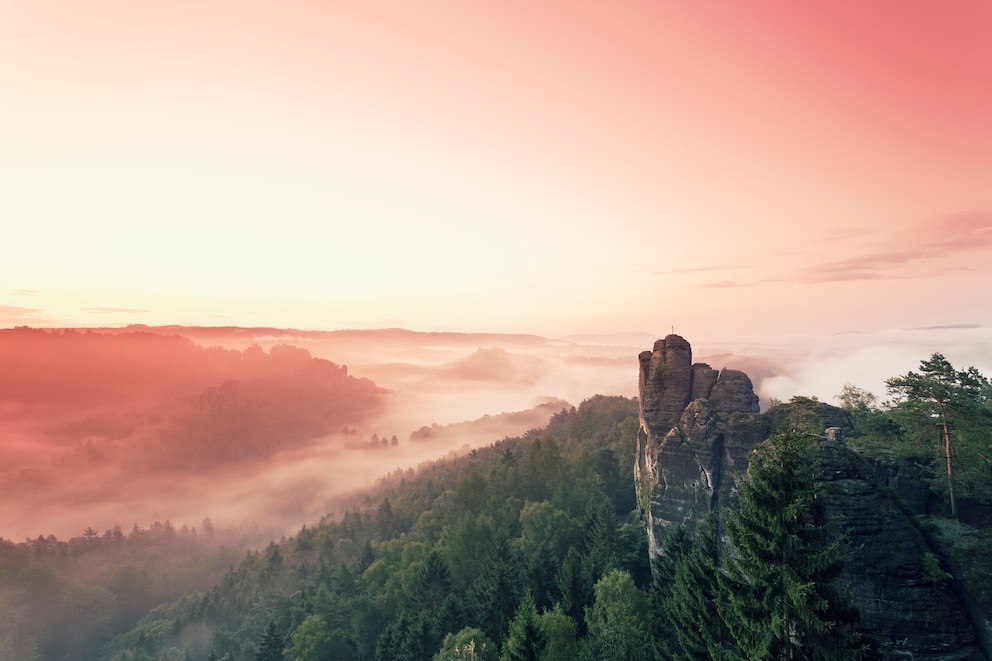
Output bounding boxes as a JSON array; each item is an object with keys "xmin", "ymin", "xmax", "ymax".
[{"xmin": 815, "ymin": 433, "xmax": 982, "ymax": 659}]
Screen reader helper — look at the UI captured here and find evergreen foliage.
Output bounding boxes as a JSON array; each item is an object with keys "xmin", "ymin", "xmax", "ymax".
[
  {"xmin": 500, "ymin": 593, "xmax": 543, "ymax": 661},
  {"xmin": 651, "ymin": 524, "xmax": 692, "ymax": 660},
  {"xmin": 469, "ymin": 535, "xmax": 524, "ymax": 646},
  {"xmin": 664, "ymin": 511, "xmax": 726, "ymax": 660},
  {"xmin": 253, "ymin": 621, "xmax": 283, "ymax": 661},
  {"xmin": 721, "ymin": 432, "xmax": 864, "ymax": 660},
  {"xmin": 886, "ymin": 353, "xmax": 992, "ymax": 514},
  {"xmin": 75, "ymin": 396, "xmax": 642, "ymax": 660}
]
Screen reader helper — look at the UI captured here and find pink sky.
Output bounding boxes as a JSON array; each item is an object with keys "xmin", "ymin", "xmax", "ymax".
[{"xmin": 2, "ymin": 1, "xmax": 991, "ymax": 338}]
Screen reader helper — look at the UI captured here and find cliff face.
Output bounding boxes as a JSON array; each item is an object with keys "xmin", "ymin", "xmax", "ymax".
[
  {"xmin": 815, "ymin": 430, "xmax": 982, "ymax": 659},
  {"xmin": 635, "ymin": 336, "xmax": 987, "ymax": 659},
  {"xmin": 635, "ymin": 335, "xmax": 765, "ymax": 558}
]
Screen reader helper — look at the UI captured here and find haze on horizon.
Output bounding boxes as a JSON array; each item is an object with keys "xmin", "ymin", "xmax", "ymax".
[{"xmin": 2, "ymin": 323, "xmax": 989, "ymax": 543}]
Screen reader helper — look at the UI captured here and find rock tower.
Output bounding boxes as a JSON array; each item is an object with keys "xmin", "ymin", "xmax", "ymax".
[{"xmin": 635, "ymin": 335, "xmax": 768, "ymax": 559}]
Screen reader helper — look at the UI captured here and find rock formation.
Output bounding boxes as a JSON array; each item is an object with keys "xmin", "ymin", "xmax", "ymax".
[
  {"xmin": 635, "ymin": 334, "xmax": 765, "ymax": 558},
  {"xmin": 635, "ymin": 335, "xmax": 988, "ymax": 659},
  {"xmin": 815, "ymin": 429, "xmax": 982, "ymax": 658}
]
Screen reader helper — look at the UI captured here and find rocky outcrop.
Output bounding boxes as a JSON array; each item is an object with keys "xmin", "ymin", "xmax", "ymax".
[
  {"xmin": 635, "ymin": 336, "xmax": 988, "ymax": 659},
  {"xmin": 635, "ymin": 335, "xmax": 763, "ymax": 558},
  {"xmin": 815, "ymin": 430, "xmax": 983, "ymax": 659}
]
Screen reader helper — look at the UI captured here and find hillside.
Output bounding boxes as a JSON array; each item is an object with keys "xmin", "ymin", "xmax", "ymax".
[{"xmin": 1, "ymin": 396, "xmax": 644, "ymax": 660}]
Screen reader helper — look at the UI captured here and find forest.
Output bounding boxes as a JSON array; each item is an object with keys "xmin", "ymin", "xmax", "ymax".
[{"xmin": 1, "ymin": 353, "xmax": 990, "ymax": 660}]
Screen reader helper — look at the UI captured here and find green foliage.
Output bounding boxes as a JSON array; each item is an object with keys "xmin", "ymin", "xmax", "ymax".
[
  {"xmin": 434, "ymin": 627, "xmax": 497, "ymax": 661},
  {"xmin": 0, "ymin": 522, "xmax": 254, "ymax": 661},
  {"xmin": 664, "ymin": 511, "xmax": 727, "ymax": 660},
  {"xmin": 786, "ymin": 395, "xmax": 822, "ymax": 432},
  {"xmin": 920, "ymin": 552, "xmax": 952, "ymax": 585},
  {"xmin": 835, "ymin": 384, "xmax": 901, "ymax": 446},
  {"xmin": 650, "ymin": 525, "xmax": 692, "ymax": 660},
  {"xmin": 500, "ymin": 594, "xmax": 542, "ymax": 661},
  {"xmin": 552, "ymin": 547, "xmax": 594, "ymax": 630},
  {"xmin": 636, "ymin": 468, "xmax": 653, "ymax": 514},
  {"xmin": 469, "ymin": 536, "xmax": 524, "ymax": 646},
  {"xmin": 284, "ymin": 615, "xmax": 354, "ymax": 661},
  {"xmin": 407, "ymin": 551, "xmax": 462, "ymax": 634},
  {"xmin": 515, "ymin": 502, "xmax": 581, "ymax": 610},
  {"xmin": 536, "ymin": 605, "xmax": 579, "ymax": 661},
  {"xmin": 583, "ymin": 569, "xmax": 657, "ymax": 661},
  {"xmin": 923, "ymin": 518, "xmax": 992, "ymax": 615},
  {"xmin": 253, "ymin": 621, "xmax": 283, "ymax": 661},
  {"xmin": 722, "ymin": 432, "xmax": 865, "ymax": 660},
  {"xmin": 887, "ymin": 353, "xmax": 992, "ymax": 515}
]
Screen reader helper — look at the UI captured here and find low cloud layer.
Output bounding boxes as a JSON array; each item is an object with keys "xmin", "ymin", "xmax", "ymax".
[{"xmin": 2, "ymin": 324, "xmax": 988, "ymax": 541}]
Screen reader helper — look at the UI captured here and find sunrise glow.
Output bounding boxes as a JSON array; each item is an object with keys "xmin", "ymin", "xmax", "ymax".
[{"xmin": 1, "ymin": 1, "xmax": 989, "ymax": 338}]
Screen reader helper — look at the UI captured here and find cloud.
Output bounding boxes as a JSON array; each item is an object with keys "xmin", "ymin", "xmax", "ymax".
[
  {"xmin": 0, "ymin": 304, "xmax": 50, "ymax": 326},
  {"xmin": 0, "ymin": 304, "xmax": 46, "ymax": 318},
  {"xmin": 12, "ymin": 289, "xmax": 39, "ymax": 297},
  {"xmin": 700, "ymin": 280, "xmax": 751, "ymax": 288},
  {"xmin": 437, "ymin": 347, "xmax": 544, "ymax": 384},
  {"xmin": 908, "ymin": 323, "xmax": 986, "ymax": 331},
  {"xmin": 654, "ymin": 264, "xmax": 747, "ymax": 275},
  {"xmin": 796, "ymin": 210, "xmax": 992, "ymax": 283},
  {"xmin": 796, "ymin": 252, "xmax": 924, "ymax": 283},
  {"xmin": 83, "ymin": 307, "xmax": 149, "ymax": 314},
  {"xmin": 815, "ymin": 227, "xmax": 873, "ymax": 243}
]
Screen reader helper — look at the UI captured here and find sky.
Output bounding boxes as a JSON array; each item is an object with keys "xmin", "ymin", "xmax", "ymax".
[{"xmin": 2, "ymin": 1, "xmax": 991, "ymax": 339}]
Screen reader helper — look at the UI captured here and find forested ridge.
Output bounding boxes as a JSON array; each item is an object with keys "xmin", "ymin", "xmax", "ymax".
[
  {"xmin": 1, "ymin": 352, "xmax": 990, "ymax": 660},
  {"xmin": 104, "ymin": 395, "xmax": 647, "ymax": 661}
]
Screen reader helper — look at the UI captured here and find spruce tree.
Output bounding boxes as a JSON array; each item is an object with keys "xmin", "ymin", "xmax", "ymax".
[
  {"xmin": 553, "ymin": 547, "xmax": 593, "ymax": 630},
  {"xmin": 254, "ymin": 621, "xmax": 284, "ymax": 661},
  {"xmin": 409, "ymin": 551, "xmax": 462, "ymax": 635},
  {"xmin": 469, "ymin": 536, "xmax": 523, "ymax": 646},
  {"xmin": 500, "ymin": 593, "xmax": 542, "ymax": 661},
  {"xmin": 721, "ymin": 432, "xmax": 864, "ymax": 660},
  {"xmin": 665, "ymin": 511, "xmax": 727, "ymax": 660},
  {"xmin": 651, "ymin": 523, "xmax": 692, "ymax": 658}
]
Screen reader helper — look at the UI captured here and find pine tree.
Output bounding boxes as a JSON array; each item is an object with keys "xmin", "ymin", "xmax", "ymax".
[
  {"xmin": 583, "ymin": 500, "xmax": 620, "ymax": 581},
  {"xmin": 886, "ymin": 353, "xmax": 992, "ymax": 516},
  {"xmin": 651, "ymin": 524, "xmax": 692, "ymax": 659},
  {"xmin": 409, "ymin": 550, "xmax": 462, "ymax": 634},
  {"xmin": 469, "ymin": 536, "xmax": 523, "ymax": 646},
  {"xmin": 500, "ymin": 593, "xmax": 542, "ymax": 661},
  {"xmin": 553, "ymin": 547, "xmax": 593, "ymax": 631},
  {"xmin": 665, "ymin": 511, "xmax": 727, "ymax": 660},
  {"xmin": 254, "ymin": 620, "xmax": 284, "ymax": 661},
  {"xmin": 722, "ymin": 432, "xmax": 864, "ymax": 660}
]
